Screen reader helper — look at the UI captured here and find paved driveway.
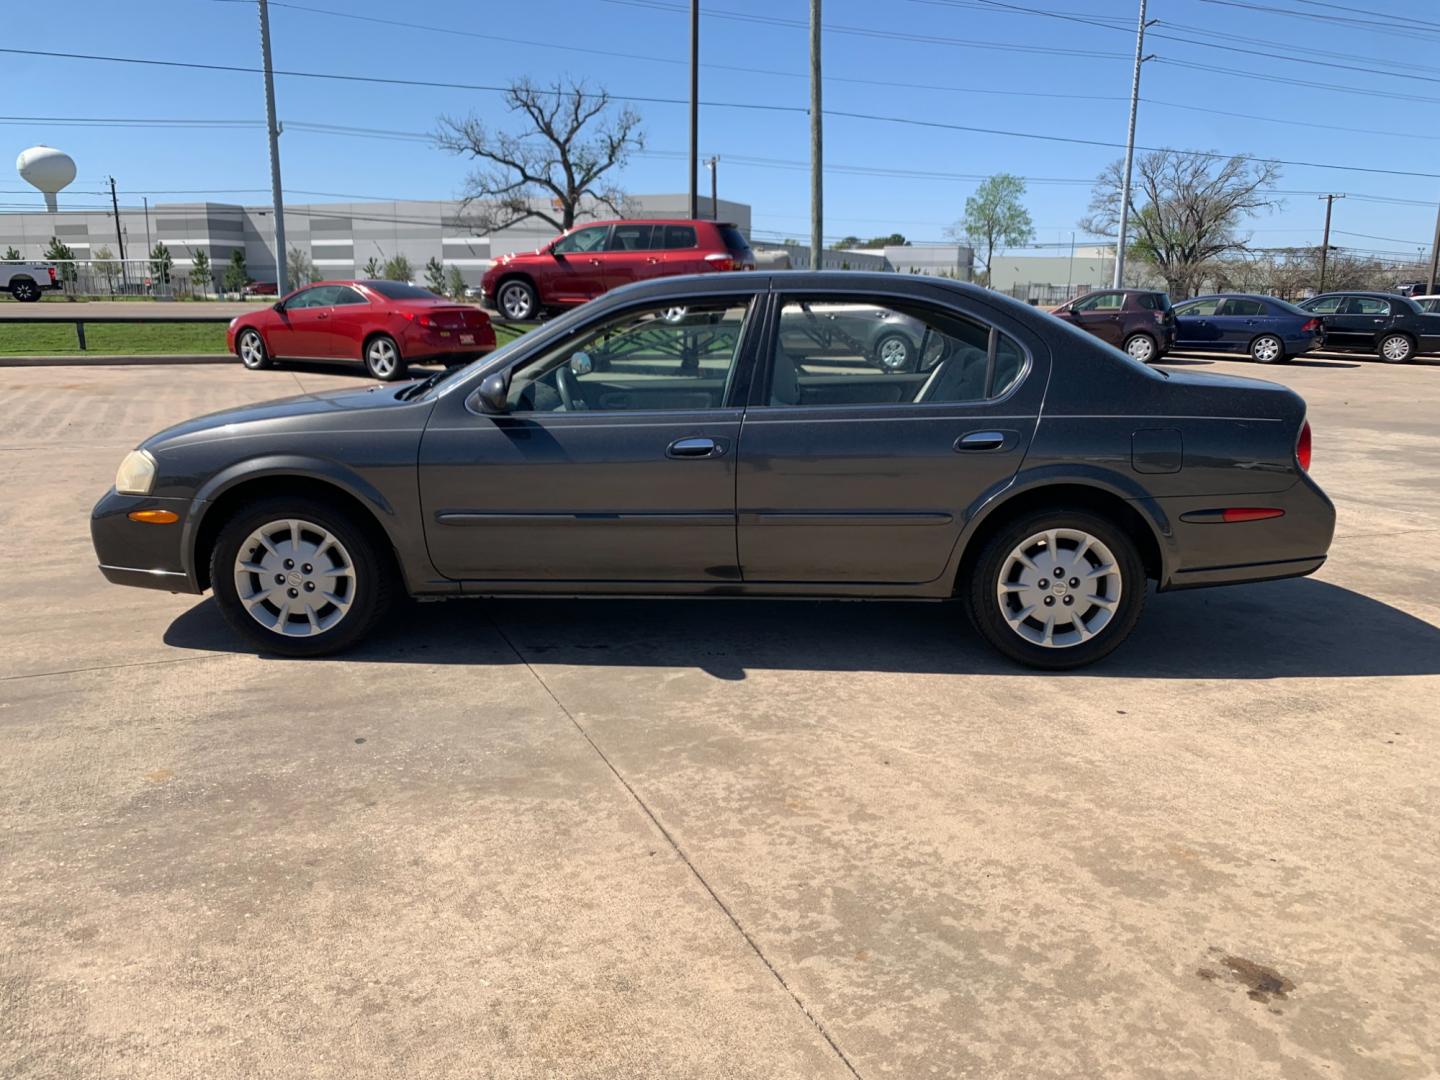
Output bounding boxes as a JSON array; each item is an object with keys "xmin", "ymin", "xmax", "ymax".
[{"xmin": 2, "ymin": 353, "xmax": 1437, "ymax": 1079}]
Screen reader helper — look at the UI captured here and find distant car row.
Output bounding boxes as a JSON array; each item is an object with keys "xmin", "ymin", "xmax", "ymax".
[{"xmin": 1054, "ymin": 287, "xmax": 1440, "ymax": 365}]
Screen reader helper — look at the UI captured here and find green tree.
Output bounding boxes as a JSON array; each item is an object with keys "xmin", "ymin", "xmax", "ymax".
[
  {"xmin": 44, "ymin": 236, "xmax": 77, "ymax": 285},
  {"xmin": 446, "ymin": 264, "xmax": 467, "ymax": 299},
  {"xmin": 951, "ymin": 174, "xmax": 1035, "ymax": 287},
  {"xmin": 149, "ymin": 241, "xmax": 174, "ymax": 285},
  {"xmin": 223, "ymin": 249, "xmax": 248, "ymax": 296},
  {"xmin": 286, "ymin": 245, "xmax": 316, "ymax": 291},
  {"xmin": 190, "ymin": 248, "xmax": 212, "ymax": 295},
  {"xmin": 424, "ymin": 256, "xmax": 447, "ymax": 293},
  {"xmin": 383, "ymin": 254, "xmax": 412, "ymax": 282},
  {"xmin": 3, "ymin": 245, "xmax": 20, "ymax": 261},
  {"xmin": 362, "ymin": 256, "xmax": 381, "ymax": 278},
  {"xmin": 94, "ymin": 244, "xmax": 122, "ymax": 293}
]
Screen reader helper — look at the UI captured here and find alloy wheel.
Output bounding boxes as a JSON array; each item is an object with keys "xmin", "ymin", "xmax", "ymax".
[
  {"xmin": 876, "ymin": 335, "xmax": 912, "ymax": 371},
  {"xmin": 1380, "ymin": 335, "xmax": 1413, "ymax": 362},
  {"xmin": 1251, "ymin": 335, "xmax": 1282, "ymax": 363},
  {"xmin": 232, "ymin": 518, "xmax": 356, "ymax": 637},
  {"xmin": 499, "ymin": 283, "xmax": 534, "ymax": 320},
  {"xmin": 995, "ymin": 528, "xmax": 1122, "ymax": 648},
  {"xmin": 239, "ymin": 331, "xmax": 265, "ymax": 368},
  {"xmin": 367, "ymin": 338, "xmax": 399, "ymax": 378}
]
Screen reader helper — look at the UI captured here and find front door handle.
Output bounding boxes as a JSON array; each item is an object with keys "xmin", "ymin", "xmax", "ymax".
[
  {"xmin": 667, "ymin": 436, "xmax": 724, "ymax": 458},
  {"xmin": 956, "ymin": 430, "xmax": 1009, "ymax": 451}
]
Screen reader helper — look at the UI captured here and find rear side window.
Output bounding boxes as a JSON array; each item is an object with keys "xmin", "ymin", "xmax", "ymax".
[
  {"xmin": 768, "ymin": 297, "xmax": 1025, "ymax": 407},
  {"xmin": 1421, "ymin": 298, "xmax": 1440, "ymax": 313},
  {"xmin": 717, "ymin": 224, "xmax": 753, "ymax": 257},
  {"xmin": 662, "ymin": 225, "xmax": 697, "ymax": 249},
  {"xmin": 1347, "ymin": 297, "xmax": 1390, "ymax": 315},
  {"xmin": 332, "ymin": 285, "xmax": 367, "ymax": 306},
  {"xmin": 1134, "ymin": 292, "xmax": 1173, "ymax": 311},
  {"xmin": 606, "ymin": 224, "xmax": 653, "ymax": 251},
  {"xmin": 1220, "ymin": 298, "xmax": 1266, "ymax": 317}
]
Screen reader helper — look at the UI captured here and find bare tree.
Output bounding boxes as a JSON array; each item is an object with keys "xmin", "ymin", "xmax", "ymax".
[
  {"xmin": 436, "ymin": 79, "xmax": 644, "ymax": 234},
  {"xmin": 1082, "ymin": 149, "xmax": 1281, "ymax": 299}
]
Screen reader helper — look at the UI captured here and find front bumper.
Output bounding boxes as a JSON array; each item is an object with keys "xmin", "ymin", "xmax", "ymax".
[{"xmin": 91, "ymin": 489, "xmax": 202, "ymax": 594}]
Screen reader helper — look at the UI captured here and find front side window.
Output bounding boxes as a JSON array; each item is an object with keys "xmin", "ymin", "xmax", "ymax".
[
  {"xmin": 769, "ymin": 297, "xmax": 1023, "ymax": 407},
  {"xmin": 606, "ymin": 224, "xmax": 654, "ymax": 251},
  {"xmin": 1074, "ymin": 292, "xmax": 1123, "ymax": 312},
  {"xmin": 553, "ymin": 225, "xmax": 611, "ymax": 255},
  {"xmin": 1346, "ymin": 297, "xmax": 1390, "ymax": 316},
  {"xmin": 1177, "ymin": 298, "xmax": 1221, "ymax": 316},
  {"xmin": 285, "ymin": 286, "xmax": 330, "ymax": 310},
  {"xmin": 1304, "ymin": 296, "xmax": 1343, "ymax": 314},
  {"xmin": 1220, "ymin": 298, "xmax": 1267, "ymax": 317},
  {"xmin": 503, "ymin": 299, "xmax": 752, "ymax": 413}
]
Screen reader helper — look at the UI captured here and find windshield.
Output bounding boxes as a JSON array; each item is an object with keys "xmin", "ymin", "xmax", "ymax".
[{"xmin": 365, "ymin": 281, "xmax": 441, "ymax": 301}]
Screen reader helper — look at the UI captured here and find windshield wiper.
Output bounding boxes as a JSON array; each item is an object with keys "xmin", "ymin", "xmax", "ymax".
[{"xmin": 397, "ymin": 369, "xmax": 447, "ymax": 400}]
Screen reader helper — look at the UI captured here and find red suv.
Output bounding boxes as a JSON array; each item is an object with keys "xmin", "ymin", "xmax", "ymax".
[
  {"xmin": 481, "ymin": 219, "xmax": 756, "ymax": 321},
  {"xmin": 1051, "ymin": 288, "xmax": 1176, "ymax": 363}
]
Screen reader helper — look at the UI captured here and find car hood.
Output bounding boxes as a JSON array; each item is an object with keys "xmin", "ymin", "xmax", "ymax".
[{"xmin": 141, "ymin": 383, "xmax": 423, "ymax": 450}]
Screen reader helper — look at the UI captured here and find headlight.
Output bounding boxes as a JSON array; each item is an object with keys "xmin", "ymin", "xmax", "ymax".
[{"xmin": 115, "ymin": 449, "xmax": 157, "ymax": 495}]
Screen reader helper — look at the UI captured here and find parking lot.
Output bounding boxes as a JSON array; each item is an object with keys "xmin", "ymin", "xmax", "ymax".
[{"xmin": 2, "ymin": 351, "xmax": 1437, "ymax": 1078}]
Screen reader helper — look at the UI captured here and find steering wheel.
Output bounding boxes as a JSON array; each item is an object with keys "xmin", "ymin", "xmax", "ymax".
[{"xmin": 555, "ymin": 363, "xmax": 579, "ymax": 411}]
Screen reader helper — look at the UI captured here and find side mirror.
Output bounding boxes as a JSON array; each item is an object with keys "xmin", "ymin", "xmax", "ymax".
[
  {"xmin": 476, "ymin": 370, "xmax": 511, "ymax": 414},
  {"xmin": 569, "ymin": 351, "xmax": 593, "ymax": 376},
  {"xmin": 272, "ymin": 300, "xmax": 285, "ymax": 312}
]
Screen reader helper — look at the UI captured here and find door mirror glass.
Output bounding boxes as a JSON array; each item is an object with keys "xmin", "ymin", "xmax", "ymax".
[
  {"xmin": 476, "ymin": 370, "xmax": 511, "ymax": 414},
  {"xmin": 569, "ymin": 350, "xmax": 593, "ymax": 376}
]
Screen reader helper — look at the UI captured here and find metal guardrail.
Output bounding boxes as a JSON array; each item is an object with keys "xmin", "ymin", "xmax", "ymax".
[{"xmin": 0, "ymin": 314, "xmax": 234, "ymax": 351}]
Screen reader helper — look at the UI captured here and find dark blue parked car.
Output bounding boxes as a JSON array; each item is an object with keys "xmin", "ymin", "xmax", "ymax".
[{"xmin": 1172, "ymin": 294, "xmax": 1322, "ymax": 363}]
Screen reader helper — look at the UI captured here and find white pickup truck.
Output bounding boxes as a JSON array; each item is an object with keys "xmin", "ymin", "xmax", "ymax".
[{"xmin": 1, "ymin": 261, "xmax": 60, "ymax": 302}]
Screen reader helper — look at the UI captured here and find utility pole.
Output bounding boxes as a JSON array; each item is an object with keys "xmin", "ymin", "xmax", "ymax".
[
  {"xmin": 809, "ymin": 0, "xmax": 823, "ymax": 270},
  {"xmin": 107, "ymin": 176, "xmax": 127, "ymax": 273},
  {"xmin": 258, "ymin": 0, "xmax": 287, "ymax": 292},
  {"xmin": 705, "ymin": 156, "xmax": 719, "ymax": 219},
  {"xmin": 688, "ymin": 0, "xmax": 699, "ymax": 220},
  {"xmin": 1427, "ymin": 198, "xmax": 1440, "ymax": 295},
  {"xmin": 1113, "ymin": 0, "xmax": 1151, "ymax": 288},
  {"xmin": 143, "ymin": 196, "xmax": 152, "ymax": 257},
  {"xmin": 1317, "ymin": 193, "xmax": 1344, "ymax": 293}
]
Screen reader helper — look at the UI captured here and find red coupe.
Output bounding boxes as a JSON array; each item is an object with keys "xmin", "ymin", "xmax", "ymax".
[{"xmin": 227, "ymin": 280, "xmax": 497, "ymax": 381}]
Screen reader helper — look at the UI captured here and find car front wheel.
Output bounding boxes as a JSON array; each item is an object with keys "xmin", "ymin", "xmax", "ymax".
[
  {"xmin": 237, "ymin": 328, "xmax": 272, "ymax": 370},
  {"xmin": 873, "ymin": 332, "xmax": 915, "ymax": 372},
  {"xmin": 965, "ymin": 508, "xmax": 1147, "ymax": 669},
  {"xmin": 1378, "ymin": 333, "xmax": 1415, "ymax": 364},
  {"xmin": 1123, "ymin": 333, "xmax": 1158, "ymax": 363},
  {"xmin": 497, "ymin": 279, "xmax": 538, "ymax": 321},
  {"xmin": 211, "ymin": 497, "xmax": 392, "ymax": 657}
]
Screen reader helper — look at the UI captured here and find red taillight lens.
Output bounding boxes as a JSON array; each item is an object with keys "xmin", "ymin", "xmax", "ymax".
[
  {"xmin": 704, "ymin": 253, "xmax": 737, "ymax": 271},
  {"xmin": 1301, "ymin": 318, "xmax": 1320, "ymax": 333},
  {"xmin": 48, "ymin": 267, "xmax": 57, "ymax": 283},
  {"xmin": 1297, "ymin": 420, "xmax": 1312, "ymax": 472},
  {"xmin": 400, "ymin": 312, "xmax": 434, "ymax": 328}
]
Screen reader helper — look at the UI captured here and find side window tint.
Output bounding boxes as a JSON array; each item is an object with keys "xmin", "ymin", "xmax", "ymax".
[
  {"xmin": 553, "ymin": 226, "xmax": 610, "ymax": 254},
  {"xmin": 1179, "ymin": 298, "xmax": 1221, "ymax": 316},
  {"xmin": 606, "ymin": 224, "xmax": 653, "ymax": 251},
  {"xmin": 286, "ymin": 287, "xmax": 318, "ymax": 309},
  {"xmin": 663, "ymin": 225, "xmax": 697, "ymax": 249},
  {"xmin": 1076, "ymin": 292, "xmax": 1122, "ymax": 312},
  {"xmin": 505, "ymin": 300, "xmax": 752, "ymax": 413},
  {"xmin": 1135, "ymin": 293, "xmax": 1159, "ymax": 310},
  {"xmin": 770, "ymin": 298, "xmax": 1017, "ymax": 407},
  {"xmin": 1221, "ymin": 299, "xmax": 1266, "ymax": 317},
  {"xmin": 1350, "ymin": 297, "xmax": 1390, "ymax": 315},
  {"xmin": 1307, "ymin": 296, "xmax": 1342, "ymax": 314},
  {"xmin": 990, "ymin": 333, "xmax": 1024, "ymax": 397},
  {"xmin": 332, "ymin": 286, "xmax": 366, "ymax": 306}
]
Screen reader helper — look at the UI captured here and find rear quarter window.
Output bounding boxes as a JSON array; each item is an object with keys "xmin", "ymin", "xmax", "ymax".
[
  {"xmin": 663, "ymin": 225, "xmax": 698, "ymax": 249},
  {"xmin": 717, "ymin": 224, "xmax": 753, "ymax": 256}
]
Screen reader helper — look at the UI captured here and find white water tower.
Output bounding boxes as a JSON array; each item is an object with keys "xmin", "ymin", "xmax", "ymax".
[{"xmin": 17, "ymin": 145, "xmax": 77, "ymax": 212}]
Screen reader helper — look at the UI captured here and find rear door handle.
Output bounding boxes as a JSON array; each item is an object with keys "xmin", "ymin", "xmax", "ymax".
[
  {"xmin": 955, "ymin": 430, "xmax": 1010, "ymax": 452},
  {"xmin": 667, "ymin": 436, "xmax": 724, "ymax": 458}
]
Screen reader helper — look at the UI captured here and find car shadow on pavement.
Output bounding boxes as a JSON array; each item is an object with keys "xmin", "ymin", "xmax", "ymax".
[
  {"xmin": 165, "ymin": 576, "xmax": 1440, "ymax": 680},
  {"xmin": 1162, "ymin": 354, "xmax": 1362, "ymax": 369}
]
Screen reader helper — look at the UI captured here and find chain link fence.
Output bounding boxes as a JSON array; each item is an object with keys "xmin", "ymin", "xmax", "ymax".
[{"xmin": 2, "ymin": 258, "xmax": 249, "ymax": 301}]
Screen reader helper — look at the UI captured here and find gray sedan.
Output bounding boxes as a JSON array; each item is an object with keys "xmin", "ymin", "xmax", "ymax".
[{"xmin": 92, "ymin": 272, "xmax": 1335, "ymax": 669}]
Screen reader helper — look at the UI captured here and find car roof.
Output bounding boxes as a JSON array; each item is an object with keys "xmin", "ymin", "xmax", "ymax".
[
  {"xmin": 1183, "ymin": 293, "xmax": 1275, "ymax": 303},
  {"xmin": 565, "ymin": 218, "xmax": 737, "ymax": 228},
  {"xmin": 1308, "ymin": 290, "xmax": 1407, "ymax": 299}
]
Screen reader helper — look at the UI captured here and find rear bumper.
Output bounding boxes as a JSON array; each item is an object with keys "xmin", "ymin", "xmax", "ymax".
[
  {"xmin": 91, "ymin": 489, "xmax": 202, "ymax": 594},
  {"xmin": 399, "ymin": 325, "xmax": 497, "ymax": 360}
]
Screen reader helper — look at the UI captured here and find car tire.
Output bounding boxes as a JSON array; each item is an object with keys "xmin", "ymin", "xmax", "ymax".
[
  {"xmin": 9, "ymin": 278, "xmax": 41, "ymax": 303},
  {"xmin": 1123, "ymin": 333, "xmax": 1158, "ymax": 363},
  {"xmin": 211, "ymin": 496, "xmax": 394, "ymax": 657},
  {"xmin": 1378, "ymin": 333, "xmax": 1415, "ymax": 364},
  {"xmin": 497, "ymin": 279, "xmax": 539, "ymax": 322},
  {"xmin": 873, "ymin": 332, "xmax": 915, "ymax": 372},
  {"xmin": 237, "ymin": 328, "xmax": 273, "ymax": 370},
  {"xmin": 964, "ymin": 507, "xmax": 1148, "ymax": 670},
  {"xmin": 364, "ymin": 334, "xmax": 407, "ymax": 381},
  {"xmin": 1249, "ymin": 334, "xmax": 1287, "ymax": 364}
]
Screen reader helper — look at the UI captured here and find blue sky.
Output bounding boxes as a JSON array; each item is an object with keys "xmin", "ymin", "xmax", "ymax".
[{"xmin": 4, "ymin": 0, "xmax": 1439, "ymax": 260}]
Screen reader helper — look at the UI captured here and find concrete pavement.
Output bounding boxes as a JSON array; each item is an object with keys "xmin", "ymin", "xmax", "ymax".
[{"xmin": 2, "ymin": 353, "xmax": 1437, "ymax": 1079}]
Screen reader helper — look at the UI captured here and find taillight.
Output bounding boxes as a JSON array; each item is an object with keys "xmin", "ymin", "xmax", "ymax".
[
  {"xmin": 704, "ymin": 253, "xmax": 738, "ymax": 271},
  {"xmin": 1301, "ymin": 318, "xmax": 1320, "ymax": 333},
  {"xmin": 400, "ymin": 312, "xmax": 434, "ymax": 328},
  {"xmin": 1296, "ymin": 420, "xmax": 1312, "ymax": 471},
  {"xmin": 48, "ymin": 267, "xmax": 57, "ymax": 283}
]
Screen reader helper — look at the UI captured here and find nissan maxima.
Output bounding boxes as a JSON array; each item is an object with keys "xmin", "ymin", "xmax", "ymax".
[{"xmin": 92, "ymin": 272, "xmax": 1335, "ymax": 669}]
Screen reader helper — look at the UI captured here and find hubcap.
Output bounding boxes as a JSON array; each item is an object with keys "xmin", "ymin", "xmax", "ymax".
[
  {"xmin": 996, "ymin": 528, "xmax": 1122, "ymax": 649},
  {"xmin": 1253, "ymin": 337, "xmax": 1280, "ymax": 362},
  {"xmin": 500, "ymin": 285, "xmax": 532, "ymax": 319},
  {"xmin": 1126, "ymin": 336, "xmax": 1155, "ymax": 361},
  {"xmin": 878, "ymin": 337, "xmax": 910, "ymax": 370},
  {"xmin": 368, "ymin": 339, "xmax": 397, "ymax": 376},
  {"xmin": 232, "ymin": 518, "xmax": 355, "ymax": 637},
  {"xmin": 239, "ymin": 332, "xmax": 263, "ymax": 366},
  {"xmin": 1382, "ymin": 336, "xmax": 1410, "ymax": 360}
]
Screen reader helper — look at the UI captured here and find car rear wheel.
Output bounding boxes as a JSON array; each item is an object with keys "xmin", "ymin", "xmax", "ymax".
[
  {"xmin": 237, "ymin": 328, "xmax": 272, "ymax": 370},
  {"xmin": 873, "ymin": 332, "xmax": 915, "ymax": 372},
  {"xmin": 964, "ymin": 508, "xmax": 1147, "ymax": 670},
  {"xmin": 9, "ymin": 278, "xmax": 41, "ymax": 302},
  {"xmin": 1250, "ymin": 334, "xmax": 1287, "ymax": 364},
  {"xmin": 1123, "ymin": 333, "xmax": 1158, "ymax": 363},
  {"xmin": 497, "ymin": 279, "xmax": 538, "ymax": 321},
  {"xmin": 212, "ymin": 497, "xmax": 392, "ymax": 657},
  {"xmin": 364, "ymin": 334, "xmax": 407, "ymax": 381},
  {"xmin": 1378, "ymin": 333, "xmax": 1415, "ymax": 364}
]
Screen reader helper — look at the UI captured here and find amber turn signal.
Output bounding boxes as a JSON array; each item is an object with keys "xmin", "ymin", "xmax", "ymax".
[{"xmin": 127, "ymin": 509, "xmax": 179, "ymax": 524}]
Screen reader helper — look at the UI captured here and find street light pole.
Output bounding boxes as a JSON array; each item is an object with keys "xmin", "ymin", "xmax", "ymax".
[
  {"xmin": 1113, "ymin": 0, "xmax": 1150, "ymax": 288},
  {"xmin": 258, "ymin": 0, "xmax": 287, "ymax": 293},
  {"xmin": 706, "ymin": 156, "xmax": 719, "ymax": 219},
  {"xmin": 809, "ymin": 0, "xmax": 823, "ymax": 270},
  {"xmin": 1428, "ymin": 198, "xmax": 1440, "ymax": 295},
  {"xmin": 688, "ymin": 0, "xmax": 699, "ymax": 220},
  {"xmin": 1318, "ymin": 193, "xmax": 1344, "ymax": 293}
]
